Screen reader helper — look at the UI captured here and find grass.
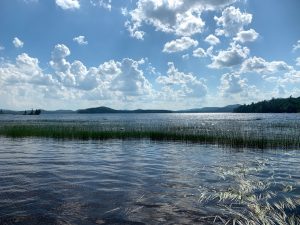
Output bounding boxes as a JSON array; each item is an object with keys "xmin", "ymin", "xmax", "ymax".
[
  {"xmin": 198, "ymin": 160, "xmax": 300, "ymax": 225},
  {"xmin": 1, "ymin": 124, "xmax": 300, "ymax": 149}
]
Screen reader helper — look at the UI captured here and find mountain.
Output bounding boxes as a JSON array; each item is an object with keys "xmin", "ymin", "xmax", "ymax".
[
  {"xmin": 178, "ymin": 104, "xmax": 240, "ymax": 113},
  {"xmin": 41, "ymin": 110, "xmax": 76, "ymax": 114},
  {"xmin": 234, "ymin": 96, "xmax": 300, "ymax": 113},
  {"xmin": 77, "ymin": 106, "xmax": 173, "ymax": 114},
  {"xmin": 77, "ymin": 106, "xmax": 120, "ymax": 114},
  {"xmin": 1, "ymin": 104, "xmax": 240, "ymax": 115}
]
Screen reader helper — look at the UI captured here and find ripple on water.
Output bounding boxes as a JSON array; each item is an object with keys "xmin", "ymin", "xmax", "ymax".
[{"xmin": 0, "ymin": 137, "xmax": 299, "ymax": 224}]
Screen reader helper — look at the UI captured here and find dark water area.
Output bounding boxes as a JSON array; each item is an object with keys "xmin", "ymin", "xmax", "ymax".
[{"xmin": 0, "ymin": 136, "xmax": 299, "ymax": 224}]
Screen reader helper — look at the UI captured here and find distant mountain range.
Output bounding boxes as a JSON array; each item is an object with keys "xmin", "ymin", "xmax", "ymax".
[
  {"xmin": 0, "ymin": 104, "xmax": 240, "ymax": 115},
  {"xmin": 76, "ymin": 104, "xmax": 240, "ymax": 114},
  {"xmin": 2, "ymin": 95, "xmax": 300, "ymax": 114},
  {"xmin": 77, "ymin": 106, "xmax": 173, "ymax": 114},
  {"xmin": 177, "ymin": 104, "xmax": 240, "ymax": 113}
]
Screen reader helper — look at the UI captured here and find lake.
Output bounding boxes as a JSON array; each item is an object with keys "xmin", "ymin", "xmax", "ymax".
[{"xmin": 0, "ymin": 113, "xmax": 300, "ymax": 224}]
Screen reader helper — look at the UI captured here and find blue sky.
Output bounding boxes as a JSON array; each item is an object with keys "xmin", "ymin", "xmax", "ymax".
[{"xmin": 0, "ymin": 0, "xmax": 300, "ymax": 110}]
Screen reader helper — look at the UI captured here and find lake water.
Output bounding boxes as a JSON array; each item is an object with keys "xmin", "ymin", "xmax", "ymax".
[{"xmin": 0, "ymin": 113, "xmax": 300, "ymax": 224}]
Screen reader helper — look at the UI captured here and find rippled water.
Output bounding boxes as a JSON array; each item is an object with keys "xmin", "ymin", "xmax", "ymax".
[
  {"xmin": 0, "ymin": 137, "xmax": 299, "ymax": 224},
  {"xmin": 2, "ymin": 113, "xmax": 300, "ymax": 140}
]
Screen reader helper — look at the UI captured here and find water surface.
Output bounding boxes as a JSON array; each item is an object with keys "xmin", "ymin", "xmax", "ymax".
[{"xmin": 0, "ymin": 137, "xmax": 299, "ymax": 224}]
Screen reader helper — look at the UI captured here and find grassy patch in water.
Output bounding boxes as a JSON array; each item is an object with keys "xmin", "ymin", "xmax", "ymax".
[{"xmin": 1, "ymin": 124, "xmax": 300, "ymax": 149}]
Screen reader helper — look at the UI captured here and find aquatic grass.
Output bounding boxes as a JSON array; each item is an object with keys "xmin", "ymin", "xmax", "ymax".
[
  {"xmin": 1, "ymin": 124, "xmax": 300, "ymax": 149},
  {"xmin": 198, "ymin": 160, "xmax": 300, "ymax": 225}
]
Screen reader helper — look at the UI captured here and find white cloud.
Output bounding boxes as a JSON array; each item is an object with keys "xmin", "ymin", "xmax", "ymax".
[
  {"xmin": 98, "ymin": 60, "xmax": 121, "ymax": 78},
  {"xmin": 90, "ymin": 0, "xmax": 112, "ymax": 11},
  {"xmin": 218, "ymin": 72, "xmax": 262, "ymax": 105},
  {"xmin": 182, "ymin": 54, "xmax": 189, "ymax": 60},
  {"xmin": 125, "ymin": 0, "xmax": 236, "ymax": 39},
  {"xmin": 0, "ymin": 53, "xmax": 55, "ymax": 86},
  {"xmin": 163, "ymin": 37, "xmax": 198, "ymax": 53},
  {"xmin": 240, "ymin": 56, "xmax": 293, "ymax": 75},
  {"xmin": 73, "ymin": 36, "xmax": 88, "ymax": 45},
  {"xmin": 109, "ymin": 58, "xmax": 153, "ymax": 97},
  {"xmin": 55, "ymin": 0, "xmax": 80, "ymax": 10},
  {"xmin": 121, "ymin": 7, "xmax": 128, "ymax": 16},
  {"xmin": 281, "ymin": 69, "xmax": 300, "ymax": 84},
  {"xmin": 218, "ymin": 72, "xmax": 260, "ymax": 103},
  {"xmin": 292, "ymin": 40, "xmax": 300, "ymax": 52},
  {"xmin": 48, "ymin": 44, "xmax": 153, "ymax": 96},
  {"xmin": 193, "ymin": 48, "xmax": 206, "ymax": 58},
  {"xmin": 272, "ymin": 85, "xmax": 286, "ymax": 97},
  {"xmin": 204, "ymin": 34, "xmax": 220, "ymax": 45},
  {"xmin": 209, "ymin": 43, "xmax": 249, "ymax": 68},
  {"xmin": 51, "ymin": 44, "xmax": 71, "ymax": 60},
  {"xmin": 296, "ymin": 57, "xmax": 300, "ymax": 66},
  {"xmin": 156, "ymin": 62, "xmax": 207, "ymax": 99},
  {"xmin": 49, "ymin": 44, "xmax": 100, "ymax": 89},
  {"xmin": 23, "ymin": 0, "xmax": 38, "ymax": 3},
  {"xmin": 215, "ymin": 6, "xmax": 252, "ymax": 37},
  {"xmin": 13, "ymin": 37, "xmax": 24, "ymax": 48},
  {"xmin": 219, "ymin": 73, "xmax": 245, "ymax": 95},
  {"xmin": 0, "ymin": 45, "xmax": 4, "ymax": 51},
  {"xmin": 174, "ymin": 10, "xmax": 205, "ymax": 37},
  {"xmin": 0, "ymin": 45, "xmax": 194, "ymax": 109},
  {"xmin": 234, "ymin": 29, "xmax": 259, "ymax": 43}
]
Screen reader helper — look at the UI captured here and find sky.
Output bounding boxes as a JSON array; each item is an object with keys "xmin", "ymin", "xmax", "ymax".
[{"xmin": 0, "ymin": 0, "xmax": 300, "ymax": 110}]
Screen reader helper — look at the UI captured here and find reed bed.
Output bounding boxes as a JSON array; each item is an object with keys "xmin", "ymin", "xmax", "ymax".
[{"xmin": 1, "ymin": 123, "xmax": 300, "ymax": 149}]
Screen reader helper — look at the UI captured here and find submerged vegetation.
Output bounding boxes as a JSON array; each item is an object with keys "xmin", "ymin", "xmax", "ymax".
[{"xmin": 1, "ymin": 123, "xmax": 300, "ymax": 149}]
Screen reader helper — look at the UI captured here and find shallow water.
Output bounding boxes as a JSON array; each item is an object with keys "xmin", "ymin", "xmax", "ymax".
[
  {"xmin": 2, "ymin": 113, "xmax": 300, "ymax": 140},
  {"xmin": 0, "ymin": 137, "xmax": 299, "ymax": 224}
]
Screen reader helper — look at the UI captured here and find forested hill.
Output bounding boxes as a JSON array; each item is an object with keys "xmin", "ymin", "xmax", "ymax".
[{"xmin": 234, "ymin": 96, "xmax": 300, "ymax": 113}]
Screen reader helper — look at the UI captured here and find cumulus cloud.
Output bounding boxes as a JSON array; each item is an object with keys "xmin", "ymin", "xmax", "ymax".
[
  {"xmin": 209, "ymin": 43, "xmax": 249, "ymax": 68},
  {"xmin": 125, "ymin": 0, "xmax": 236, "ymax": 39},
  {"xmin": 0, "ymin": 53, "xmax": 55, "ymax": 86},
  {"xmin": 73, "ymin": 36, "xmax": 88, "ymax": 45},
  {"xmin": 49, "ymin": 44, "xmax": 101, "ymax": 89},
  {"xmin": 204, "ymin": 34, "xmax": 220, "ymax": 45},
  {"xmin": 156, "ymin": 62, "xmax": 207, "ymax": 98},
  {"xmin": 51, "ymin": 44, "xmax": 71, "ymax": 60},
  {"xmin": 109, "ymin": 58, "xmax": 153, "ymax": 97},
  {"xmin": 163, "ymin": 37, "xmax": 198, "ymax": 53},
  {"xmin": 281, "ymin": 69, "xmax": 300, "ymax": 84},
  {"xmin": 234, "ymin": 29, "xmax": 259, "ymax": 43},
  {"xmin": 13, "ymin": 37, "xmax": 24, "ymax": 48},
  {"xmin": 218, "ymin": 72, "xmax": 260, "ymax": 102},
  {"xmin": 193, "ymin": 48, "xmax": 207, "ymax": 58},
  {"xmin": 48, "ymin": 44, "xmax": 154, "ymax": 97},
  {"xmin": 219, "ymin": 73, "xmax": 245, "ymax": 95},
  {"xmin": 55, "ymin": 0, "xmax": 80, "ymax": 10},
  {"xmin": 293, "ymin": 40, "xmax": 300, "ymax": 52},
  {"xmin": 240, "ymin": 56, "xmax": 293, "ymax": 75},
  {"xmin": 215, "ymin": 6, "xmax": 252, "ymax": 37},
  {"xmin": 90, "ymin": 0, "xmax": 112, "ymax": 11}
]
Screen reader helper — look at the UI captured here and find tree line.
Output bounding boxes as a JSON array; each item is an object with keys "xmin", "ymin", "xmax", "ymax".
[
  {"xmin": 234, "ymin": 96, "xmax": 300, "ymax": 113},
  {"xmin": 23, "ymin": 109, "xmax": 42, "ymax": 115}
]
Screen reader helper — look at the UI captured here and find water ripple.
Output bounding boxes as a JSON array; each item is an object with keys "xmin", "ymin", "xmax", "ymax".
[{"xmin": 0, "ymin": 137, "xmax": 299, "ymax": 224}]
